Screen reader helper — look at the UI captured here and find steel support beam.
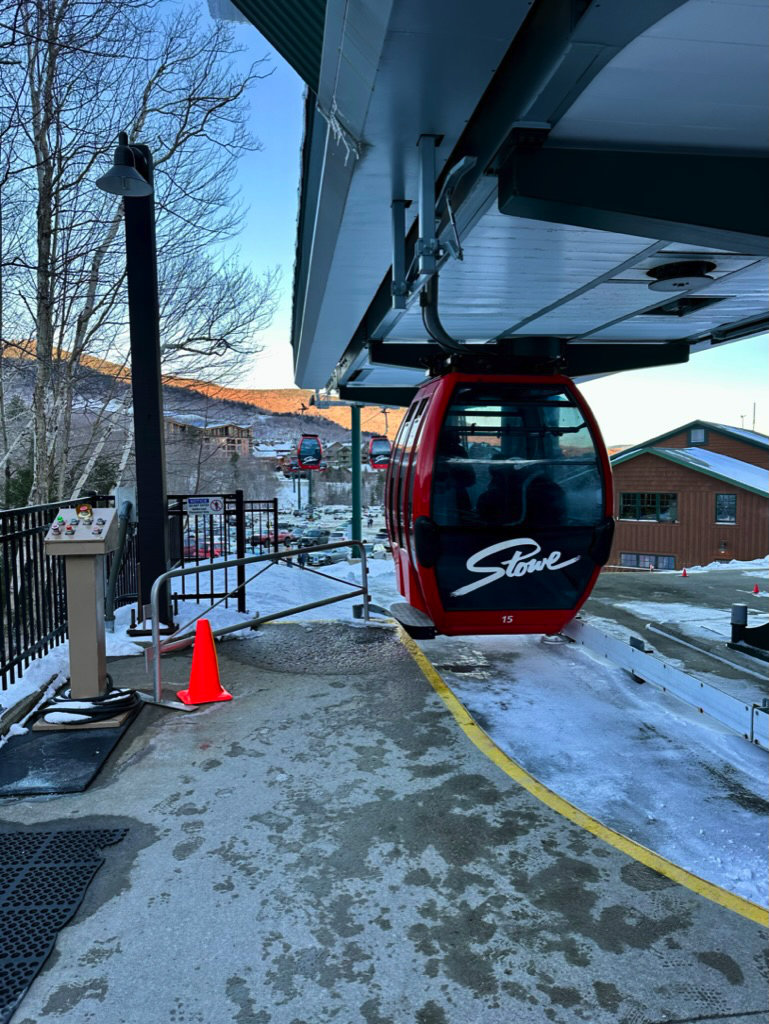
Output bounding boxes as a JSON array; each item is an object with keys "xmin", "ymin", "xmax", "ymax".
[
  {"xmin": 367, "ymin": 338, "xmax": 690, "ymax": 377},
  {"xmin": 350, "ymin": 405, "xmax": 362, "ymax": 542},
  {"xmin": 368, "ymin": 341, "xmax": 447, "ymax": 370},
  {"xmin": 498, "ymin": 148, "xmax": 769, "ymax": 254},
  {"xmin": 564, "ymin": 341, "xmax": 689, "ymax": 377},
  {"xmin": 339, "ymin": 385, "xmax": 417, "ymax": 407}
]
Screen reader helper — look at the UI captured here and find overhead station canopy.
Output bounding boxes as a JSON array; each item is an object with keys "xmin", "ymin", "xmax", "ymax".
[{"xmin": 235, "ymin": 0, "xmax": 768, "ymax": 405}]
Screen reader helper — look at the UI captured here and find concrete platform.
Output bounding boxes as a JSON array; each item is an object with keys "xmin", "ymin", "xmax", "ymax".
[{"xmin": 3, "ymin": 621, "xmax": 767, "ymax": 1024}]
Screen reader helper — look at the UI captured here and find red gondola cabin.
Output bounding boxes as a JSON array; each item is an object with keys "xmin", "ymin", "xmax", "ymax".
[
  {"xmin": 385, "ymin": 373, "xmax": 614, "ymax": 636},
  {"xmin": 297, "ymin": 433, "xmax": 323, "ymax": 470},
  {"xmin": 369, "ymin": 435, "xmax": 392, "ymax": 469}
]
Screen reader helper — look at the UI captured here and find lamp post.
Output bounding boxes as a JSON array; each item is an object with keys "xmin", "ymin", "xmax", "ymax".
[{"xmin": 96, "ymin": 132, "xmax": 173, "ymax": 628}]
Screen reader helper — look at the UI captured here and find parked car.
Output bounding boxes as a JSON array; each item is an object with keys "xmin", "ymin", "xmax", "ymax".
[
  {"xmin": 298, "ymin": 528, "xmax": 330, "ymax": 547},
  {"xmin": 182, "ymin": 532, "xmax": 222, "ymax": 559},
  {"xmin": 183, "ymin": 541, "xmax": 221, "ymax": 559},
  {"xmin": 307, "ymin": 548, "xmax": 349, "ymax": 567}
]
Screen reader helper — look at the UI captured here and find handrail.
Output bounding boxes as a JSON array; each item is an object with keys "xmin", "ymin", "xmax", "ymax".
[
  {"xmin": 104, "ymin": 500, "xmax": 133, "ymax": 631},
  {"xmin": 149, "ymin": 540, "xmax": 370, "ymax": 701}
]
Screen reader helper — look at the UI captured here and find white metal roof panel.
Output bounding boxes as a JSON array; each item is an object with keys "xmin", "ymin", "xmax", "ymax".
[{"xmin": 613, "ymin": 447, "xmax": 769, "ymax": 495}]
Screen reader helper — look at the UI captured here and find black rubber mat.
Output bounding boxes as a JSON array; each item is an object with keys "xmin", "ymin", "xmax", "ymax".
[
  {"xmin": 0, "ymin": 706, "xmax": 141, "ymax": 797},
  {"xmin": 0, "ymin": 828, "xmax": 127, "ymax": 1024}
]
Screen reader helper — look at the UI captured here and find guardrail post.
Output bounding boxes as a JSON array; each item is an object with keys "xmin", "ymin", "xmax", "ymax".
[
  {"xmin": 235, "ymin": 489, "xmax": 246, "ymax": 613},
  {"xmin": 731, "ymin": 603, "xmax": 748, "ymax": 643},
  {"xmin": 351, "ymin": 406, "xmax": 362, "ymax": 542}
]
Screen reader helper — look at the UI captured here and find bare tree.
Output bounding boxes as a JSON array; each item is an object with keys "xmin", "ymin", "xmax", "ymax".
[{"xmin": 0, "ymin": 0, "xmax": 279, "ymax": 505}]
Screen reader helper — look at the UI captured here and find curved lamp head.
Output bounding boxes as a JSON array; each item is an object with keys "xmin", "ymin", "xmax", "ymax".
[{"xmin": 96, "ymin": 132, "xmax": 153, "ymax": 197}]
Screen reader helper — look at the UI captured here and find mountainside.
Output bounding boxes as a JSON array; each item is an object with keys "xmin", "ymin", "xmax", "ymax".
[
  {"xmin": 1, "ymin": 343, "xmax": 405, "ymax": 442},
  {"xmin": 162, "ymin": 380, "xmax": 405, "ymax": 440}
]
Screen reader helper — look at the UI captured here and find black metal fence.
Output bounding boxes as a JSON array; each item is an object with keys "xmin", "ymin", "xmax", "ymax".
[
  {"xmin": 167, "ymin": 493, "xmax": 277, "ymax": 616},
  {"xmin": 0, "ymin": 491, "xmax": 278, "ymax": 692}
]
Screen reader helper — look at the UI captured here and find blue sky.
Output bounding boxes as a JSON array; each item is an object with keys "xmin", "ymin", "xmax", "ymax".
[{"xmin": 208, "ymin": 8, "xmax": 768, "ymax": 447}]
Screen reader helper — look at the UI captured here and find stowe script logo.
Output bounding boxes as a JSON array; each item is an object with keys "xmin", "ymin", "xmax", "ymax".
[{"xmin": 451, "ymin": 537, "xmax": 580, "ymax": 597}]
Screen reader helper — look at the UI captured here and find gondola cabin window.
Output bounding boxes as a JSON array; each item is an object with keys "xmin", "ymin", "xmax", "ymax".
[
  {"xmin": 431, "ymin": 384, "xmax": 605, "ymax": 531},
  {"xmin": 393, "ymin": 398, "xmax": 428, "ymax": 549}
]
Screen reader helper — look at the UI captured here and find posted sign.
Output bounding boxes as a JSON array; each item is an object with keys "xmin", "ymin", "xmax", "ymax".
[{"xmin": 187, "ymin": 496, "xmax": 225, "ymax": 516}]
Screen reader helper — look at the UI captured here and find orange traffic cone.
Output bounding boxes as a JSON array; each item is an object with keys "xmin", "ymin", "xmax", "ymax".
[
  {"xmin": 177, "ymin": 619, "xmax": 232, "ymax": 705},
  {"xmin": 681, "ymin": 568, "xmax": 687, "ymax": 577}
]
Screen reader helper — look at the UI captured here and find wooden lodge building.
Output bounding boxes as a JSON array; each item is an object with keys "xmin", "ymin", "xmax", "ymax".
[
  {"xmin": 608, "ymin": 421, "xmax": 768, "ymax": 571},
  {"xmin": 164, "ymin": 414, "xmax": 253, "ymax": 457}
]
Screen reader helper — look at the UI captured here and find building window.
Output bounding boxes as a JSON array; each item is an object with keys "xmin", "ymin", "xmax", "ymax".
[
  {"xmin": 689, "ymin": 427, "xmax": 706, "ymax": 445},
  {"xmin": 619, "ymin": 492, "xmax": 678, "ymax": 522},
  {"xmin": 620, "ymin": 552, "xmax": 675, "ymax": 570},
  {"xmin": 715, "ymin": 493, "xmax": 736, "ymax": 523}
]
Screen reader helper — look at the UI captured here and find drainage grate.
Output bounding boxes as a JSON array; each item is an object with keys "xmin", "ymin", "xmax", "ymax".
[{"xmin": 0, "ymin": 828, "xmax": 127, "ymax": 1024}]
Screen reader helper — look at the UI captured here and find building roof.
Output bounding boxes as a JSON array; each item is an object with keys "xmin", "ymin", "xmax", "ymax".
[
  {"xmin": 165, "ymin": 413, "xmax": 252, "ymax": 431},
  {"xmin": 229, "ymin": 0, "xmax": 324, "ymax": 93},
  {"xmin": 611, "ymin": 446, "xmax": 769, "ymax": 498},
  {"xmin": 616, "ymin": 420, "xmax": 769, "ymax": 460}
]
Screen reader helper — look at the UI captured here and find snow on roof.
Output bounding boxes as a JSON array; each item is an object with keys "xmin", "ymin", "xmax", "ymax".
[
  {"xmin": 612, "ymin": 446, "xmax": 769, "ymax": 496},
  {"xmin": 701, "ymin": 422, "xmax": 768, "ymax": 447},
  {"xmin": 617, "ymin": 420, "xmax": 768, "ymax": 459},
  {"xmin": 165, "ymin": 412, "xmax": 251, "ymax": 431}
]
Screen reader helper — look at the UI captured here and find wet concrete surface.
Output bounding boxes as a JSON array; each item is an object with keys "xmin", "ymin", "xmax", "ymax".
[{"xmin": 2, "ymin": 621, "xmax": 767, "ymax": 1024}]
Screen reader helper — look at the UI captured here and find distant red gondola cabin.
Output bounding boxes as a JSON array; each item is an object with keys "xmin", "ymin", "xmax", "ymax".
[
  {"xmin": 297, "ymin": 433, "xmax": 323, "ymax": 470},
  {"xmin": 369, "ymin": 435, "xmax": 391, "ymax": 469},
  {"xmin": 385, "ymin": 373, "xmax": 614, "ymax": 636}
]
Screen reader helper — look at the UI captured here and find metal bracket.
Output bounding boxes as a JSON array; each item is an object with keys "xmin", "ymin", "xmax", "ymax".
[
  {"xmin": 390, "ymin": 199, "xmax": 409, "ymax": 309},
  {"xmin": 417, "ymin": 135, "xmax": 441, "ymax": 277},
  {"xmin": 436, "ymin": 155, "xmax": 477, "ymax": 261}
]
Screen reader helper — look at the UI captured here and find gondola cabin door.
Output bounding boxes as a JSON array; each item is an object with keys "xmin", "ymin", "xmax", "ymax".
[
  {"xmin": 385, "ymin": 373, "xmax": 614, "ymax": 636},
  {"xmin": 297, "ymin": 433, "xmax": 323, "ymax": 470}
]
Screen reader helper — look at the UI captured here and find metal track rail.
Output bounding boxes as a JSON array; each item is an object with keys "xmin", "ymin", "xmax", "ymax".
[{"xmin": 562, "ymin": 618, "xmax": 768, "ymax": 750}]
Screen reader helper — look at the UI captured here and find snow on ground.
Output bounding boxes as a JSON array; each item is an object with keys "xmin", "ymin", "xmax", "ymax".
[
  {"xmin": 2, "ymin": 550, "xmax": 767, "ymax": 909},
  {"xmin": 427, "ymin": 631, "xmax": 768, "ymax": 908}
]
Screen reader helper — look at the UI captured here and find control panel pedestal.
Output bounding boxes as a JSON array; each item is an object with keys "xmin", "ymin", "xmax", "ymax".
[{"xmin": 44, "ymin": 505, "xmax": 119, "ymax": 699}]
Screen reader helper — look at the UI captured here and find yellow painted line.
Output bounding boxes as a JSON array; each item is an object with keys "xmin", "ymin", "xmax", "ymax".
[{"xmin": 397, "ymin": 625, "xmax": 768, "ymax": 928}]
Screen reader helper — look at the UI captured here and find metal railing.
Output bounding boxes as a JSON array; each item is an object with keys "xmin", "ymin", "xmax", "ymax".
[
  {"xmin": 149, "ymin": 541, "xmax": 371, "ymax": 702},
  {"xmin": 167, "ymin": 493, "xmax": 278, "ymax": 614},
  {"xmin": 0, "ymin": 491, "xmax": 277, "ymax": 690}
]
